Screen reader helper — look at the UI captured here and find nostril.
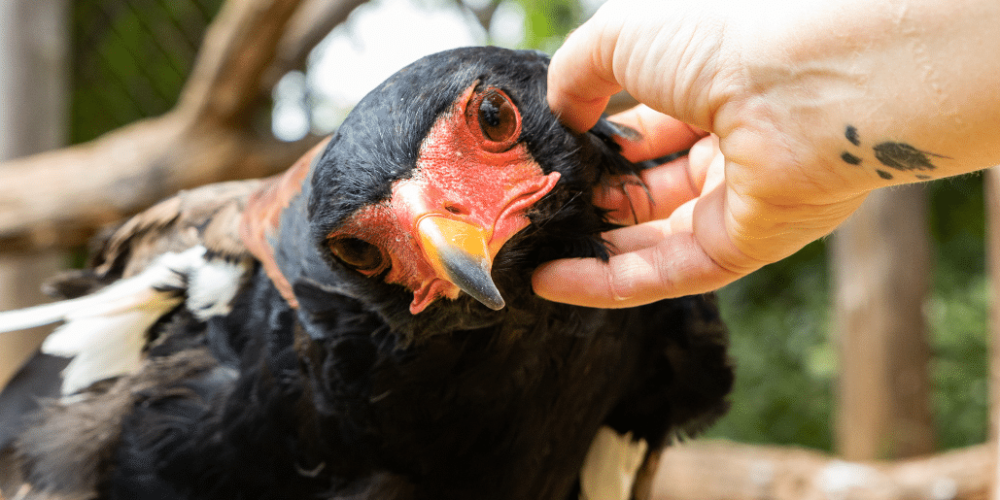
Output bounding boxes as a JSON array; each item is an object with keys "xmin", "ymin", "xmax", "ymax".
[{"xmin": 444, "ymin": 203, "xmax": 468, "ymax": 215}]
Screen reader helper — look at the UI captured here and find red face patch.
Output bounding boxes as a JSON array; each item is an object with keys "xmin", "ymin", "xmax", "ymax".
[{"xmin": 326, "ymin": 83, "xmax": 560, "ymax": 314}]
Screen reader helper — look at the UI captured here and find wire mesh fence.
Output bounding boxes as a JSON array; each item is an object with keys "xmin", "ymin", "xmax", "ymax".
[{"xmin": 71, "ymin": 0, "xmax": 224, "ymax": 144}]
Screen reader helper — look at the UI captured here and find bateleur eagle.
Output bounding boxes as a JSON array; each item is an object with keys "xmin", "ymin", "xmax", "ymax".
[{"xmin": 0, "ymin": 47, "xmax": 733, "ymax": 500}]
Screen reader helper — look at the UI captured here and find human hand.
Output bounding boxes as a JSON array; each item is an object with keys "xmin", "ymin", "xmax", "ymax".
[
  {"xmin": 532, "ymin": 0, "xmax": 1000, "ymax": 307},
  {"xmin": 533, "ymin": 103, "xmax": 869, "ymax": 307}
]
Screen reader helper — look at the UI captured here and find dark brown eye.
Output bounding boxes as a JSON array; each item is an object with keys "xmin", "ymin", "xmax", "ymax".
[
  {"xmin": 477, "ymin": 90, "xmax": 518, "ymax": 144},
  {"xmin": 329, "ymin": 238, "xmax": 384, "ymax": 272}
]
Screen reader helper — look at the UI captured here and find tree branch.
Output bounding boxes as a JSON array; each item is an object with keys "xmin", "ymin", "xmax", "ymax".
[
  {"xmin": 178, "ymin": 0, "xmax": 307, "ymax": 125},
  {"xmin": 270, "ymin": 0, "xmax": 370, "ymax": 82},
  {"xmin": 0, "ymin": 0, "xmax": 370, "ymax": 253}
]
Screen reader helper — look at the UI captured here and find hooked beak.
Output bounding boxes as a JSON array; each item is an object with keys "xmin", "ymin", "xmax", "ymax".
[{"xmin": 416, "ymin": 216, "xmax": 505, "ymax": 311}]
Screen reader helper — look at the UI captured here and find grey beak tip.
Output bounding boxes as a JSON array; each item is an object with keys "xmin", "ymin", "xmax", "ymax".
[
  {"xmin": 439, "ymin": 249, "xmax": 506, "ymax": 311},
  {"xmin": 481, "ymin": 294, "xmax": 506, "ymax": 311},
  {"xmin": 457, "ymin": 273, "xmax": 506, "ymax": 311}
]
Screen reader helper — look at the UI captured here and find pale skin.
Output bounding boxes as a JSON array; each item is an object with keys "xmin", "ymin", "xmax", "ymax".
[{"xmin": 532, "ymin": 0, "xmax": 1000, "ymax": 308}]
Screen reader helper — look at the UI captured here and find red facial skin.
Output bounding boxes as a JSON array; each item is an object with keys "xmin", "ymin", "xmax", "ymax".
[{"xmin": 328, "ymin": 84, "xmax": 561, "ymax": 314}]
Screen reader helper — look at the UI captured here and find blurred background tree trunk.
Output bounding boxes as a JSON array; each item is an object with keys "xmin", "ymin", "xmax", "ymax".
[
  {"xmin": 831, "ymin": 186, "xmax": 936, "ymax": 460},
  {"xmin": 0, "ymin": 0, "xmax": 69, "ymax": 390},
  {"xmin": 986, "ymin": 168, "xmax": 1000, "ymax": 500}
]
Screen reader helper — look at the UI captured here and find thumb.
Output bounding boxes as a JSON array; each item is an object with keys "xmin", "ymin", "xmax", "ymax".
[{"xmin": 546, "ymin": 3, "xmax": 627, "ymax": 132}]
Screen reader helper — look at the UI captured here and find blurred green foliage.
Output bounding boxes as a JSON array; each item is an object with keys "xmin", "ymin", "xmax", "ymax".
[
  {"xmin": 707, "ymin": 174, "xmax": 990, "ymax": 452},
  {"xmin": 511, "ymin": 0, "xmax": 581, "ymax": 53},
  {"xmin": 708, "ymin": 239, "xmax": 836, "ymax": 450},
  {"xmin": 927, "ymin": 174, "xmax": 989, "ymax": 449}
]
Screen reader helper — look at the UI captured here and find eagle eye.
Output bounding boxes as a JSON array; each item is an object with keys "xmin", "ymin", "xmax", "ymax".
[
  {"xmin": 329, "ymin": 237, "xmax": 384, "ymax": 273},
  {"xmin": 469, "ymin": 88, "xmax": 520, "ymax": 152},
  {"xmin": 478, "ymin": 91, "xmax": 517, "ymax": 143}
]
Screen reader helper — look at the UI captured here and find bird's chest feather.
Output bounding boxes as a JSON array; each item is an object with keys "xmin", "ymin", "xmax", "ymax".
[
  {"xmin": 305, "ymin": 304, "xmax": 644, "ymax": 500},
  {"xmin": 103, "ymin": 274, "xmax": 648, "ymax": 500}
]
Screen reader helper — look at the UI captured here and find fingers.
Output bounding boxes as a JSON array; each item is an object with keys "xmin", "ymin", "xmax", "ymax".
[
  {"xmin": 546, "ymin": 4, "xmax": 626, "ymax": 133},
  {"xmin": 532, "ymin": 181, "xmax": 756, "ymax": 307},
  {"xmin": 534, "ymin": 163, "xmax": 871, "ymax": 307},
  {"xmin": 533, "ymin": 182, "xmax": 742, "ymax": 306}
]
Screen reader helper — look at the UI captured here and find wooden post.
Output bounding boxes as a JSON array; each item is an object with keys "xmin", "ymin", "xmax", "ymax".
[
  {"xmin": 0, "ymin": 0, "xmax": 69, "ymax": 389},
  {"xmin": 830, "ymin": 186, "xmax": 936, "ymax": 460}
]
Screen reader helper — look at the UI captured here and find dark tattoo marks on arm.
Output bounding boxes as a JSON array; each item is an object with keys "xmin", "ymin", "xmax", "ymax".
[
  {"xmin": 872, "ymin": 142, "xmax": 947, "ymax": 172},
  {"xmin": 838, "ymin": 125, "xmax": 948, "ymax": 181},
  {"xmin": 845, "ymin": 125, "xmax": 861, "ymax": 146},
  {"xmin": 840, "ymin": 152, "xmax": 862, "ymax": 165}
]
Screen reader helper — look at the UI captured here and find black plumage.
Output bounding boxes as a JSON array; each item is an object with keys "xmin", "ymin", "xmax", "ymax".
[{"xmin": 0, "ymin": 47, "xmax": 732, "ymax": 500}]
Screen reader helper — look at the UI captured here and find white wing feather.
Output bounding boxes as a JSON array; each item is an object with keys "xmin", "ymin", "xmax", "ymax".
[
  {"xmin": 580, "ymin": 426, "xmax": 649, "ymax": 500},
  {"xmin": 0, "ymin": 246, "xmax": 220, "ymax": 395}
]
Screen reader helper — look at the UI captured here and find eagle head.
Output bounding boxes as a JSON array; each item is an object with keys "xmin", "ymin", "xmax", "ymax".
[{"xmin": 243, "ymin": 47, "xmax": 638, "ymax": 337}]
